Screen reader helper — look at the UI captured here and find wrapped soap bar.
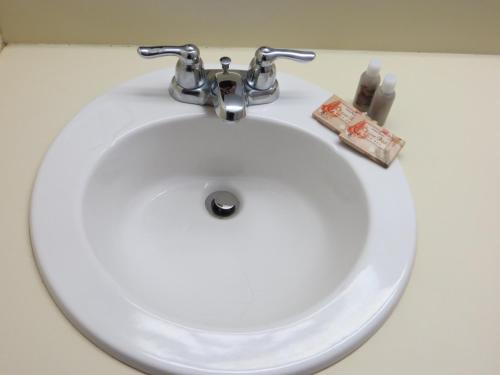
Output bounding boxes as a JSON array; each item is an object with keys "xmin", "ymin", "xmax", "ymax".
[
  {"xmin": 312, "ymin": 95, "xmax": 362, "ymax": 134},
  {"xmin": 313, "ymin": 95, "xmax": 405, "ymax": 167},
  {"xmin": 339, "ymin": 116, "xmax": 405, "ymax": 168}
]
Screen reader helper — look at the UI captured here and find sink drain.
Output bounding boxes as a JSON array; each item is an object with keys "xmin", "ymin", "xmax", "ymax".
[{"xmin": 205, "ymin": 191, "xmax": 239, "ymax": 218}]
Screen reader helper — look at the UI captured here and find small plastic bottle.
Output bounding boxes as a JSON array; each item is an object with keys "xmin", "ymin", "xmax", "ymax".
[
  {"xmin": 353, "ymin": 59, "xmax": 382, "ymax": 112},
  {"xmin": 368, "ymin": 74, "xmax": 396, "ymax": 126}
]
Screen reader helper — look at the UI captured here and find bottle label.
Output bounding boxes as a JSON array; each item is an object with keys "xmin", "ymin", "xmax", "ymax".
[{"xmin": 356, "ymin": 85, "xmax": 376, "ymax": 108}]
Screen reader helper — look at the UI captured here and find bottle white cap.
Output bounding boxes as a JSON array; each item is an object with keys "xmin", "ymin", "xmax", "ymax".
[
  {"xmin": 381, "ymin": 74, "xmax": 397, "ymax": 94},
  {"xmin": 366, "ymin": 58, "xmax": 382, "ymax": 77}
]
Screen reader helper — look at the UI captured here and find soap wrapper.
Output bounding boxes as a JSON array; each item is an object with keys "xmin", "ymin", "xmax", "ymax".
[
  {"xmin": 312, "ymin": 95, "xmax": 362, "ymax": 134},
  {"xmin": 313, "ymin": 95, "xmax": 405, "ymax": 167},
  {"xmin": 339, "ymin": 116, "xmax": 405, "ymax": 168}
]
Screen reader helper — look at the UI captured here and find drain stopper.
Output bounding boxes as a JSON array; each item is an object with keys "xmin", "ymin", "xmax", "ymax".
[{"xmin": 205, "ymin": 191, "xmax": 239, "ymax": 218}]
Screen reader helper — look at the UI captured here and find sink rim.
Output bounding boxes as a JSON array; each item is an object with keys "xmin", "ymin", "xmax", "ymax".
[{"xmin": 30, "ymin": 69, "xmax": 416, "ymax": 375}]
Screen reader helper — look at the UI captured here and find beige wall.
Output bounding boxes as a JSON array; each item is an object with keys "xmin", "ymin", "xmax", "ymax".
[{"xmin": 0, "ymin": 0, "xmax": 499, "ymax": 54}]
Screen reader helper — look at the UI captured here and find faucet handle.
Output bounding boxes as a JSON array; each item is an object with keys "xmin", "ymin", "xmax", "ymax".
[
  {"xmin": 247, "ymin": 46, "xmax": 316, "ymax": 90},
  {"xmin": 253, "ymin": 46, "xmax": 316, "ymax": 67},
  {"xmin": 137, "ymin": 44, "xmax": 205, "ymax": 89},
  {"xmin": 137, "ymin": 44, "xmax": 201, "ymax": 64}
]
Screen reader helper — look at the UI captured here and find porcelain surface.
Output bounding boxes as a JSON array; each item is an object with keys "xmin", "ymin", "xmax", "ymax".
[{"xmin": 30, "ymin": 68, "xmax": 416, "ymax": 375}]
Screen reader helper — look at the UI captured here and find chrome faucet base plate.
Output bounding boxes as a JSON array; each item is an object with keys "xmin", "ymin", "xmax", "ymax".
[{"xmin": 169, "ymin": 70, "xmax": 280, "ymax": 108}]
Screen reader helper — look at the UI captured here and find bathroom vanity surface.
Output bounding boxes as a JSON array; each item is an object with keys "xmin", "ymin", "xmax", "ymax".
[{"xmin": 1, "ymin": 45, "xmax": 499, "ymax": 375}]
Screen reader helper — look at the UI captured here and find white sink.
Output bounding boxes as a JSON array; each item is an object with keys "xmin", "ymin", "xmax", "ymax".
[{"xmin": 30, "ymin": 69, "xmax": 416, "ymax": 375}]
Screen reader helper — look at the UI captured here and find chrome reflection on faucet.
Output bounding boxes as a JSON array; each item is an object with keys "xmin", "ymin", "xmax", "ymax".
[{"xmin": 137, "ymin": 44, "xmax": 316, "ymax": 121}]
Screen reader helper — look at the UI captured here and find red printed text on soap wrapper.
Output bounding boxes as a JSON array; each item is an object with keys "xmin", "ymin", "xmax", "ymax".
[
  {"xmin": 347, "ymin": 119, "xmax": 394, "ymax": 149},
  {"xmin": 320, "ymin": 100, "xmax": 360, "ymax": 125}
]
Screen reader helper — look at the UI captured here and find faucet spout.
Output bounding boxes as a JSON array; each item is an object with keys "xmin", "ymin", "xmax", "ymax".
[{"xmin": 213, "ymin": 57, "xmax": 246, "ymax": 122}]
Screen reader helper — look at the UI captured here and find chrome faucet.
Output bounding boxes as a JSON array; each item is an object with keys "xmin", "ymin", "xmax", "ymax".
[{"xmin": 137, "ymin": 44, "xmax": 316, "ymax": 121}]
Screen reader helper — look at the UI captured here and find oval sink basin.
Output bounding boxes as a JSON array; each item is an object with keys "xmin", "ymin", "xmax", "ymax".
[{"xmin": 30, "ymin": 69, "xmax": 416, "ymax": 375}]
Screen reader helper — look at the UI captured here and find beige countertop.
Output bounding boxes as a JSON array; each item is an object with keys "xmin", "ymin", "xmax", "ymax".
[{"xmin": 1, "ymin": 44, "xmax": 499, "ymax": 375}]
